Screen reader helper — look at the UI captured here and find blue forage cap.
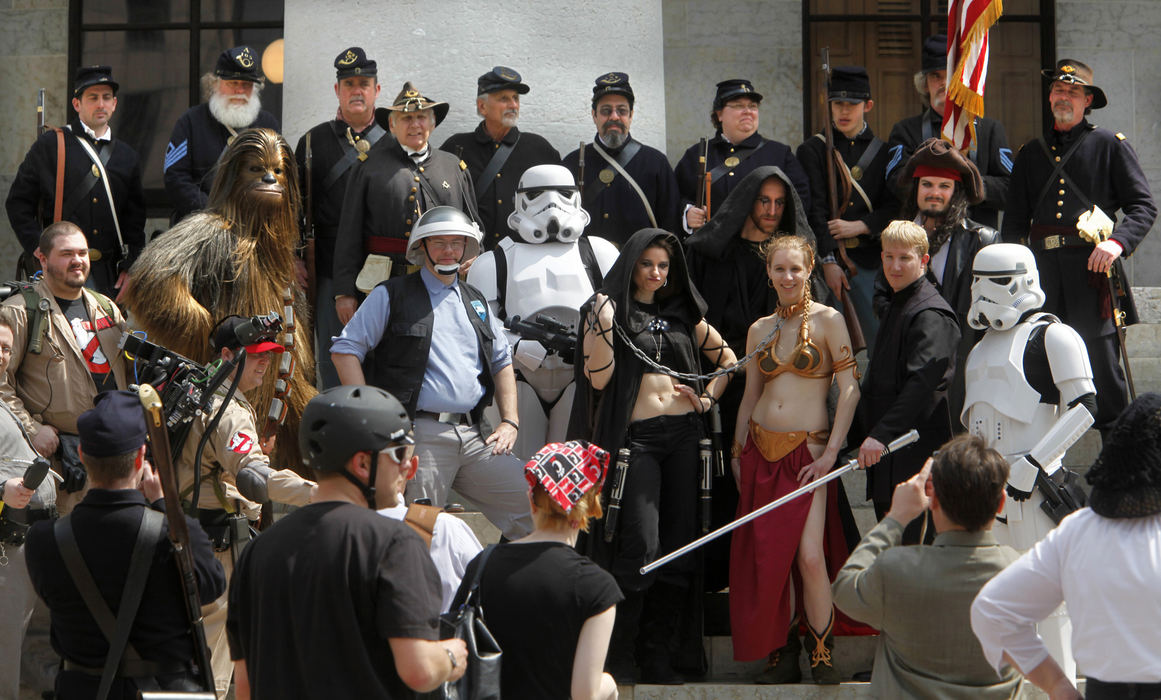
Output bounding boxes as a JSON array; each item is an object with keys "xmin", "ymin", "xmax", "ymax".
[{"xmin": 78, "ymin": 390, "xmax": 147, "ymax": 458}]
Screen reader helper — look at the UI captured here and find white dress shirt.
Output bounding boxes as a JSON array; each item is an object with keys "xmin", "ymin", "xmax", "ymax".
[
  {"xmin": 971, "ymin": 507, "xmax": 1161, "ymax": 683},
  {"xmin": 379, "ymin": 496, "xmax": 484, "ymax": 612}
]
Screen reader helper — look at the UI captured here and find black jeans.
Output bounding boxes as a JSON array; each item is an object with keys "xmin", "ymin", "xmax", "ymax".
[
  {"xmin": 613, "ymin": 412, "xmax": 702, "ymax": 590},
  {"xmin": 1087, "ymin": 678, "xmax": 1161, "ymax": 700}
]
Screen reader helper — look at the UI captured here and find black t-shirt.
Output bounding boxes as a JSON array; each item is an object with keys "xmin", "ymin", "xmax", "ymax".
[
  {"xmin": 227, "ymin": 501, "xmax": 442, "ymax": 700},
  {"xmin": 454, "ymin": 541, "xmax": 623, "ymax": 699},
  {"xmin": 56, "ymin": 295, "xmax": 116, "ymax": 393}
]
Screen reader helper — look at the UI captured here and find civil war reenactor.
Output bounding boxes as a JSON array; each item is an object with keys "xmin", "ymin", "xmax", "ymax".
[
  {"xmin": 178, "ymin": 315, "xmax": 317, "ymax": 697},
  {"xmin": 24, "ymin": 390, "xmax": 226, "ymax": 698},
  {"xmin": 440, "ymin": 66, "xmax": 561, "ymax": 250},
  {"xmin": 675, "ymin": 78, "xmax": 811, "ymax": 234},
  {"xmin": 885, "ymin": 34, "xmax": 1012, "ymax": 228},
  {"xmin": 796, "ymin": 65, "xmax": 899, "ymax": 349},
  {"xmin": 164, "ymin": 45, "xmax": 280, "ymax": 223},
  {"xmin": 5, "ymin": 65, "xmax": 145, "ymax": 298},
  {"xmin": 1003, "ymin": 59, "xmax": 1157, "ymax": 432},
  {"xmin": 296, "ymin": 46, "xmax": 390, "ymax": 389},
  {"xmin": 332, "ymin": 82, "xmax": 480, "ymax": 326},
  {"xmin": 562, "ymin": 72, "xmax": 680, "ymax": 246},
  {"xmin": 0, "ymin": 222, "xmax": 129, "ymax": 514}
]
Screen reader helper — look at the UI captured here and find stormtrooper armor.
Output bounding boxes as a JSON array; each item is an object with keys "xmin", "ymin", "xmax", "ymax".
[
  {"xmin": 467, "ymin": 165, "xmax": 618, "ymax": 458},
  {"xmin": 962, "ymin": 243, "xmax": 1095, "ymax": 681}
]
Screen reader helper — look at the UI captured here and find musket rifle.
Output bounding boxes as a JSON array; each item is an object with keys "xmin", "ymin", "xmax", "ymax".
[
  {"xmin": 37, "ymin": 88, "xmax": 46, "ymax": 135},
  {"xmin": 695, "ymin": 137, "xmax": 711, "ymax": 220},
  {"xmin": 577, "ymin": 141, "xmax": 586, "ymax": 194},
  {"xmin": 138, "ymin": 384, "xmax": 216, "ymax": 693},
  {"xmin": 821, "ymin": 47, "xmax": 867, "ymax": 354},
  {"xmin": 1077, "ymin": 205, "xmax": 1137, "ymax": 399}
]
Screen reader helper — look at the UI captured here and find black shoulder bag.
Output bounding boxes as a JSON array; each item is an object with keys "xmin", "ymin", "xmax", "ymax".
[{"xmin": 440, "ymin": 544, "xmax": 502, "ymax": 700}]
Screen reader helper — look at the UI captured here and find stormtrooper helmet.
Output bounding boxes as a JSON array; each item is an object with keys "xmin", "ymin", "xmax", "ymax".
[
  {"xmin": 507, "ymin": 164, "xmax": 590, "ymax": 243},
  {"xmin": 968, "ymin": 243, "xmax": 1046, "ymax": 331},
  {"xmin": 407, "ymin": 206, "xmax": 483, "ymax": 275}
]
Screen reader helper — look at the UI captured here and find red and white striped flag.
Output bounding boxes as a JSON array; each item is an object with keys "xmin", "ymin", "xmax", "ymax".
[{"xmin": 942, "ymin": 0, "xmax": 1003, "ymax": 151}]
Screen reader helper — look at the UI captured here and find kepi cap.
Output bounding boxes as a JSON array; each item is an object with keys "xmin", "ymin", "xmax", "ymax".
[
  {"xmin": 922, "ymin": 34, "xmax": 948, "ymax": 74},
  {"xmin": 73, "ymin": 65, "xmax": 119, "ymax": 97},
  {"xmin": 828, "ymin": 66, "xmax": 871, "ymax": 102},
  {"xmin": 334, "ymin": 46, "xmax": 377, "ymax": 80},
  {"xmin": 78, "ymin": 390, "xmax": 147, "ymax": 458},
  {"xmin": 477, "ymin": 66, "xmax": 529, "ymax": 95},
  {"xmin": 713, "ymin": 78, "xmax": 763, "ymax": 111},
  {"xmin": 214, "ymin": 45, "xmax": 264, "ymax": 83},
  {"xmin": 591, "ymin": 72, "xmax": 635, "ymax": 109}
]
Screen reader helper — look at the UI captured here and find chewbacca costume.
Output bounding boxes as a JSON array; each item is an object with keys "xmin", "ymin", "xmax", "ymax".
[{"xmin": 124, "ymin": 128, "xmax": 315, "ymax": 469}]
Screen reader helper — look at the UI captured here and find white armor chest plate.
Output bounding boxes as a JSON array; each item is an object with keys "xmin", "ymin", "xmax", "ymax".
[{"xmin": 963, "ymin": 321, "xmax": 1062, "ymax": 459}]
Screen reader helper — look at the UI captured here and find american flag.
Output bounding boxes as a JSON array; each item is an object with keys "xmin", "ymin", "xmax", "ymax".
[{"xmin": 942, "ymin": 0, "xmax": 1003, "ymax": 151}]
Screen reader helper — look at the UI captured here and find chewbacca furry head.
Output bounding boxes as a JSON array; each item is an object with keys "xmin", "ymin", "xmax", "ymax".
[{"xmin": 206, "ymin": 127, "xmax": 300, "ymax": 278}]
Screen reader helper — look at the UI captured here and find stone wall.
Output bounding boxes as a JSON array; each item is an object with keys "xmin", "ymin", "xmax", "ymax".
[
  {"xmin": 662, "ymin": 0, "xmax": 804, "ymax": 166},
  {"xmin": 282, "ymin": 0, "xmax": 668, "ymax": 163},
  {"xmin": 0, "ymin": 0, "xmax": 68, "ymax": 276}
]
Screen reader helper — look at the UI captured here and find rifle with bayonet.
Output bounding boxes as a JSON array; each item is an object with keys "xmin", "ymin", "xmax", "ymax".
[
  {"xmin": 137, "ymin": 384, "xmax": 216, "ymax": 693},
  {"xmin": 821, "ymin": 47, "xmax": 867, "ymax": 354}
]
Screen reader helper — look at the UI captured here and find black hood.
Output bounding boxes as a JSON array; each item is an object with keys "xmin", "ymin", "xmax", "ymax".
[
  {"xmin": 685, "ymin": 165, "xmax": 814, "ymax": 260},
  {"xmin": 599, "ymin": 228, "xmax": 707, "ymax": 333}
]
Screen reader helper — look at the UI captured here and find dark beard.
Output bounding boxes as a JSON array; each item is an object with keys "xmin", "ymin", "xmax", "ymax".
[{"xmin": 902, "ymin": 181, "xmax": 970, "ymax": 255}]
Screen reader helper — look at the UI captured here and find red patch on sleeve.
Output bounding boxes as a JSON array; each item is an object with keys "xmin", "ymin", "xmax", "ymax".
[{"xmin": 227, "ymin": 432, "xmax": 253, "ymax": 454}]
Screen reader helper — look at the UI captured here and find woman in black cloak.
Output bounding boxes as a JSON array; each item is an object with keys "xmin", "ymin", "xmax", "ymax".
[{"xmin": 569, "ymin": 228, "xmax": 735, "ymax": 684}]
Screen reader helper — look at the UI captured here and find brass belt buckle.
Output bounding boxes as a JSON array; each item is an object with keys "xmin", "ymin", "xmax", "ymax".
[
  {"xmin": 1043, "ymin": 235, "xmax": 1062, "ymax": 250},
  {"xmin": 88, "ymin": 248, "xmax": 102, "ymax": 261}
]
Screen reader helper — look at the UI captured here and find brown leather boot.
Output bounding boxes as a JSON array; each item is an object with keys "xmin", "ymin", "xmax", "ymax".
[
  {"xmin": 755, "ymin": 617, "xmax": 802, "ymax": 684},
  {"xmin": 806, "ymin": 612, "xmax": 841, "ymax": 685}
]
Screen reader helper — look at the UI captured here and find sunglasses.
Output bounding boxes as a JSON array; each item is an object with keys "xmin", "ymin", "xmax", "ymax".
[{"xmin": 380, "ymin": 444, "xmax": 417, "ymax": 479}]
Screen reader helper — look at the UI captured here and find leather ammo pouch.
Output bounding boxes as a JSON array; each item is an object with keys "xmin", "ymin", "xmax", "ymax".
[
  {"xmin": 355, "ymin": 254, "xmax": 393, "ymax": 293},
  {"xmin": 196, "ymin": 509, "xmax": 251, "ymax": 554}
]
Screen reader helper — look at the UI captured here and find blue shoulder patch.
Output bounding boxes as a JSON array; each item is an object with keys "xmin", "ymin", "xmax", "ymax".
[
  {"xmin": 885, "ymin": 144, "xmax": 904, "ymax": 175},
  {"xmin": 471, "ymin": 299, "xmax": 487, "ymax": 322},
  {"xmin": 164, "ymin": 140, "xmax": 188, "ymax": 173},
  {"xmin": 998, "ymin": 147, "xmax": 1014, "ymax": 174}
]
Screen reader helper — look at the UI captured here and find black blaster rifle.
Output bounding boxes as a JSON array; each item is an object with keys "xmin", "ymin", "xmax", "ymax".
[
  {"xmin": 507, "ymin": 314, "xmax": 576, "ymax": 358},
  {"xmin": 821, "ymin": 47, "xmax": 867, "ymax": 354},
  {"xmin": 138, "ymin": 384, "xmax": 216, "ymax": 693}
]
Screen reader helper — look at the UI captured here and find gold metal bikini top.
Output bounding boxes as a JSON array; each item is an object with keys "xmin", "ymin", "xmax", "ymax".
[{"xmin": 757, "ymin": 301, "xmax": 857, "ymax": 381}]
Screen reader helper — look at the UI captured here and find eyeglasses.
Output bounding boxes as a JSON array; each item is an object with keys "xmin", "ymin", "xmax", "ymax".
[
  {"xmin": 424, "ymin": 238, "xmax": 466, "ymax": 252},
  {"xmin": 597, "ymin": 105, "xmax": 631, "ymax": 118},
  {"xmin": 380, "ymin": 444, "xmax": 414, "ymax": 464}
]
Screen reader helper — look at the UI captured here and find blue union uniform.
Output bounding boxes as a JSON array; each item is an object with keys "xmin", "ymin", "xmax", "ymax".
[
  {"xmin": 163, "ymin": 103, "xmax": 280, "ymax": 221},
  {"xmin": 675, "ymin": 132, "xmax": 811, "ymax": 222},
  {"xmin": 562, "ymin": 136, "xmax": 680, "ymax": 247},
  {"xmin": 1001, "ymin": 118, "xmax": 1157, "ymax": 427}
]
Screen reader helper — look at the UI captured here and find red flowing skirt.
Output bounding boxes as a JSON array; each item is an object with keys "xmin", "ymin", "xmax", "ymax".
[{"xmin": 728, "ymin": 434, "xmax": 874, "ymax": 661}]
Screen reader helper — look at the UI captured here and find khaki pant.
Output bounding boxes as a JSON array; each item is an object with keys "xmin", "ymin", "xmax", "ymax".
[{"xmin": 202, "ymin": 550, "xmax": 236, "ymax": 697}]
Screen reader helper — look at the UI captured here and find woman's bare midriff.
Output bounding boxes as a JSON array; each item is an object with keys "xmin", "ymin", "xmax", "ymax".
[
  {"xmin": 630, "ymin": 373, "xmax": 695, "ymax": 422},
  {"xmin": 751, "ymin": 373, "xmax": 831, "ymax": 436}
]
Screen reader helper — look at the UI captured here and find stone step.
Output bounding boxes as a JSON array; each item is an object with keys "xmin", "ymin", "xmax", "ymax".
[
  {"xmin": 704, "ymin": 633, "xmax": 877, "ymax": 682},
  {"xmin": 617, "ymin": 679, "xmax": 1066, "ymax": 699}
]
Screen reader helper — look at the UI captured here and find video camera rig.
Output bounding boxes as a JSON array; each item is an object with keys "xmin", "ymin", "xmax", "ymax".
[{"xmin": 119, "ymin": 312, "xmax": 282, "ymax": 465}]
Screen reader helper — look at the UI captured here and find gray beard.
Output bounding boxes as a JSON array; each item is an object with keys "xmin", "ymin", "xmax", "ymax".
[
  {"xmin": 209, "ymin": 91, "xmax": 262, "ymax": 130},
  {"xmin": 600, "ymin": 130, "xmax": 627, "ymax": 149}
]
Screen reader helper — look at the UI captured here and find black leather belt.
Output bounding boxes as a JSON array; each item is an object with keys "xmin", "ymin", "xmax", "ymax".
[
  {"xmin": 416, "ymin": 410, "xmax": 473, "ymax": 426},
  {"xmin": 1027, "ymin": 234, "xmax": 1089, "ymax": 250}
]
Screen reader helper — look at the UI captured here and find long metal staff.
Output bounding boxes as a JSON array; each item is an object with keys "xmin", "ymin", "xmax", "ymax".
[{"xmin": 640, "ymin": 429, "xmax": 920, "ymax": 574}]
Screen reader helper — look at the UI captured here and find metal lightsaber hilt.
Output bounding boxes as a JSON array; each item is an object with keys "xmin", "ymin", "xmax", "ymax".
[
  {"xmin": 603, "ymin": 447, "xmax": 631, "ymax": 543},
  {"xmin": 640, "ymin": 429, "xmax": 920, "ymax": 574},
  {"xmin": 699, "ymin": 437, "xmax": 713, "ymax": 534}
]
